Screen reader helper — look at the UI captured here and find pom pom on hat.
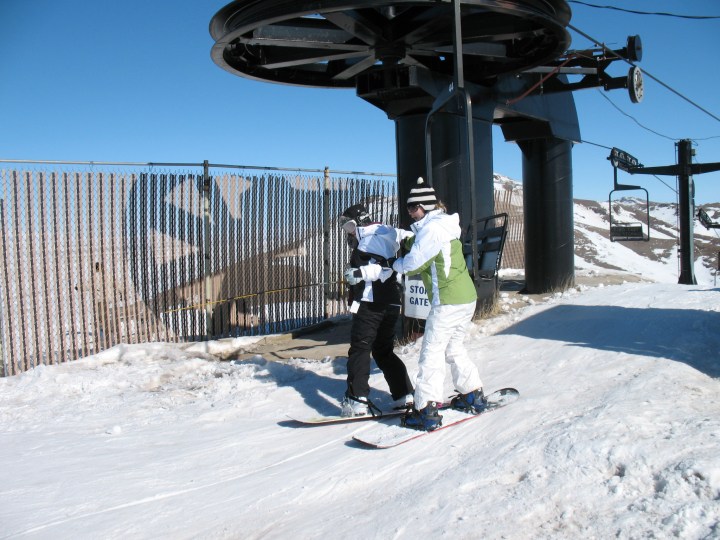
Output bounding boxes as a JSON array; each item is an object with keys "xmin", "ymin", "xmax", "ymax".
[{"xmin": 406, "ymin": 177, "xmax": 437, "ymax": 211}]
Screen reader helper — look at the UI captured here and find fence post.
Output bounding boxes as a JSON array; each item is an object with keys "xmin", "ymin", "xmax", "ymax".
[
  {"xmin": 0, "ymin": 270, "xmax": 5, "ymax": 376},
  {"xmin": 323, "ymin": 167, "xmax": 330, "ymax": 319},
  {"xmin": 203, "ymin": 160, "xmax": 213, "ymax": 338}
]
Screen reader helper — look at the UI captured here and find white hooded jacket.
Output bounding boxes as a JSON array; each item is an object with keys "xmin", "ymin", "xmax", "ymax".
[{"xmin": 392, "ymin": 210, "xmax": 476, "ymax": 306}]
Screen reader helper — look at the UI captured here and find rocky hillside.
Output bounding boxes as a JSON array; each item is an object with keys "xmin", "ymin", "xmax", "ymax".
[
  {"xmin": 574, "ymin": 197, "xmax": 719, "ymax": 285},
  {"xmin": 493, "ymin": 174, "xmax": 720, "ymax": 286}
]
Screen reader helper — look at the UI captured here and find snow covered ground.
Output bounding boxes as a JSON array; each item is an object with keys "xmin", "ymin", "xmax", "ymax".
[{"xmin": 1, "ymin": 276, "xmax": 719, "ymax": 539}]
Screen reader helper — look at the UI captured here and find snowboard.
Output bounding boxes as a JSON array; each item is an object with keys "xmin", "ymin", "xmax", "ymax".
[
  {"xmin": 287, "ymin": 407, "xmax": 407, "ymax": 425},
  {"xmin": 352, "ymin": 388, "xmax": 519, "ymax": 448}
]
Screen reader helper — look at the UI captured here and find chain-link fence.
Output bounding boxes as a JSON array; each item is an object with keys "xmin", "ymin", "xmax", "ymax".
[
  {"xmin": 0, "ymin": 161, "xmax": 524, "ymax": 376},
  {"xmin": 0, "ymin": 162, "xmax": 401, "ymax": 376}
]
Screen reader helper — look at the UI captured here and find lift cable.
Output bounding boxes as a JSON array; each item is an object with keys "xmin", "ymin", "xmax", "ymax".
[
  {"xmin": 568, "ymin": 1, "xmax": 720, "ymax": 20},
  {"xmin": 580, "ymin": 137, "xmax": 679, "ymax": 194},
  {"xmin": 568, "ymin": 23, "xmax": 720, "ymax": 123},
  {"xmin": 595, "ymin": 91, "xmax": 677, "ymax": 141}
]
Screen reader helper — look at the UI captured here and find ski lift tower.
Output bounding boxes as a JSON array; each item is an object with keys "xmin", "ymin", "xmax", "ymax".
[
  {"xmin": 625, "ymin": 139, "xmax": 720, "ymax": 285},
  {"xmin": 210, "ymin": 1, "xmax": 643, "ymax": 299}
]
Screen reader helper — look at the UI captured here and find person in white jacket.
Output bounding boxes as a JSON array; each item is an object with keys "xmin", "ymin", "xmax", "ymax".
[
  {"xmin": 392, "ymin": 178, "xmax": 485, "ymax": 431},
  {"xmin": 339, "ymin": 204, "xmax": 415, "ymax": 417}
]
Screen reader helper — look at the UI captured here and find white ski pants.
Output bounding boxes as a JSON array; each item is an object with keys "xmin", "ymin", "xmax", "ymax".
[{"xmin": 414, "ymin": 301, "xmax": 482, "ymax": 410}]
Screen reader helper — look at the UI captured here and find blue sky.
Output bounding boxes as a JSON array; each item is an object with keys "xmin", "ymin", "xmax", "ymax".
[{"xmin": 1, "ymin": 0, "xmax": 719, "ymax": 204}]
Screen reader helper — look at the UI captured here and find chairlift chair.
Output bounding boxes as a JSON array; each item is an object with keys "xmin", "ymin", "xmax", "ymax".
[
  {"xmin": 462, "ymin": 213, "xmax": 509, "ymax": 311},
  {"xmin": 697, "ymin": 207, "xmax": 720, "ymax": 229},
  {"xmin": 608, "ymin": 160, "xmax": 650, "ymax": 242},
  {"xmin": 463, "ymin": 212, "xmax": 509, "ymax": 280}
]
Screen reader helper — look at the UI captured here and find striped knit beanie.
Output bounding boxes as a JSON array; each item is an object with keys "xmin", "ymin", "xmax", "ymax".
[{"xmin": 406, "ymin": 177, "xmax": 437, "ymax": 211}]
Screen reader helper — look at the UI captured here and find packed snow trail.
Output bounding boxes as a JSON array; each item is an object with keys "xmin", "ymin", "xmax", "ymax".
[{"xmin": 1, "ymin": 282, "xmax": 719, "ymax": 539}]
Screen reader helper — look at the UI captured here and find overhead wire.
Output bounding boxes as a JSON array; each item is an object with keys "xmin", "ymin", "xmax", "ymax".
[
  {"xmin": 594, "ymin": 91, "xmax": 677, "ymax": 141},
  {"xmin": 580, "ymin": 133, "xmax": 680, "ymax": 195},
  {"xmin": 567, "ymin": 23, "xmax": 720, "ymax": 124},
  {"xmin": 578, "ymin": 139, "xmax": 612, "ymax": 151},
  {"xmin": 567, "ymin": 1, "xmax": 720, "ymax": 20}
]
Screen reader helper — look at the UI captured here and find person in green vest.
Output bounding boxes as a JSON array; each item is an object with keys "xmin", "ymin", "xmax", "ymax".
[{"xmin": 392, "ymin": 177, "xmax": 485, "ymax": 431}]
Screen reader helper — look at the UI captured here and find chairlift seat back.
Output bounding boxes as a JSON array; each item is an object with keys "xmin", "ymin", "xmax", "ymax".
[
  {"xmin": 463, "ymin": 213, "xmax": 509, "ymax": 281},
  {"xmin": 610, "ymin": 222, "xmax": 645, "ymax": 242}
]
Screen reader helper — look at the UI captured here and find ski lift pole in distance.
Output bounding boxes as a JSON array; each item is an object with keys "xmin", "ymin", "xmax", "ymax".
[
  {"xmin": 608, "ymin": 147, "xmax": 649, "ymax": 242},
  {"xmin": 623, "ymin": 139, "xmax": 720, "ymax": 285}
]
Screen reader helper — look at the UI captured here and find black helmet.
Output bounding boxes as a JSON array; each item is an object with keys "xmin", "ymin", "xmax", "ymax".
[{"xmin": 341, "ymin": 204, "xmax": 371, "ymax": 226}]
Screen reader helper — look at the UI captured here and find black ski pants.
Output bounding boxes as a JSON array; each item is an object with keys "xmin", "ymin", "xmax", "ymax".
[{"xmin": 346, "ymin": 302, "xmax": 413, "ymax": 400}]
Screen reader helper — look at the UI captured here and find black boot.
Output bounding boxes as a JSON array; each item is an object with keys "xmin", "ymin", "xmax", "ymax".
[
  {"xmin": 450, "ymin": 389, "xmax": 487, "ymax": 414},
  {"xmin": 401, "ymin": 401, "xmax": 443, "ymax": 431}
]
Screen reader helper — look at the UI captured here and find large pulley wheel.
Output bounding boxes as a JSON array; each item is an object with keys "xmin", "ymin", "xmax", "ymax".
[{"xmin": 210, "ymin": 0, "xmax": 572, "ymax": 88}]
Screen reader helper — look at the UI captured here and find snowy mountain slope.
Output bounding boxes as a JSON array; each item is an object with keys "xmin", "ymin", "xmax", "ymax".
[
  {"xmin": 574, "ymin": 198, "xmax": 719, "ymax": 285},
  {"xmin": 493, "ymin": 173, "xmax": 719, "ymax": 285}
]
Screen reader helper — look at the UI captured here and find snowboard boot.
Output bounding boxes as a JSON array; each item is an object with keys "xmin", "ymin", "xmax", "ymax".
[
  {"xmin": 451, "ymin": 388, "xmax": 487, "ymax": 414},
  {"xmin": 401, "ymin": 401, "xmax": 443, "ymax": 431},
  {"xmin": 392, "ymin": 394, "xmax": 414, "ymax": 410},
  {"xmin": 340, "ymin": 394, "xmax": 369, "ymax": 417}
]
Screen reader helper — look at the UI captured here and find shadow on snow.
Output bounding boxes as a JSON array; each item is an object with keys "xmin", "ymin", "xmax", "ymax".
[
  {"xmin": 235, "ymin": 356, "xmax": 394, "ymax": 420},
  {"xmin": 497, "ymin": 303, "xmax": 720, "ymax": 378}
]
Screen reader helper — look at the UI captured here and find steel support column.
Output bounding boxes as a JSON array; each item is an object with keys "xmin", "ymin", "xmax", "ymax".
[
  {"xmin": 677, "ymin": 140, "xmax": 697, "ymax": 285},
  {"xmin": 519, "ymin": 137, "xmax": 575, "ymax": 293}
]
